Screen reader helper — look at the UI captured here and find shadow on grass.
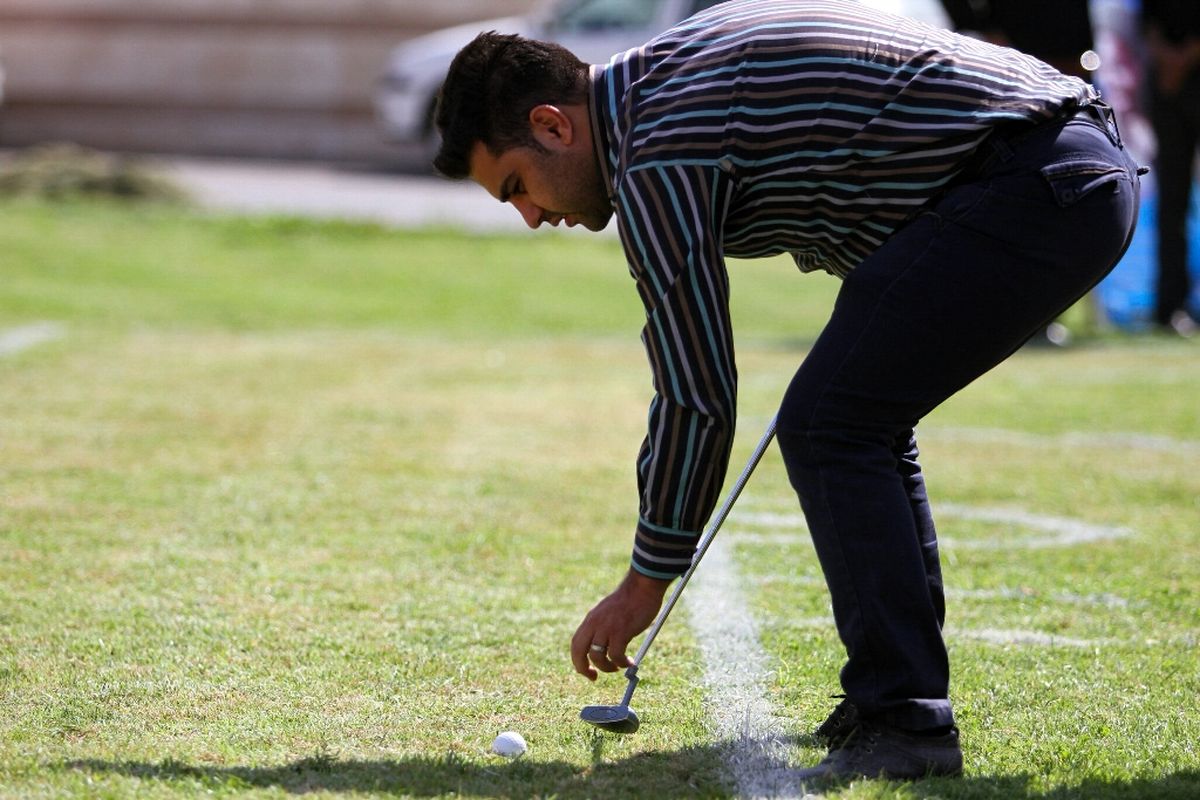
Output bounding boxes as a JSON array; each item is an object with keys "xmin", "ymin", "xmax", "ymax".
[
  {"xmin": 65, "ymin": 746, "xmax": 723, "ymax": 798},
  {"xmin": 65, "ymin": 749, "xmax": 1200, "ymax": 799}
]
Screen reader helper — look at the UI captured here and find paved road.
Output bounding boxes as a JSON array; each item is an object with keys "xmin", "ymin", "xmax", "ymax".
[{"xmin": 164, "ymin": 156, "xmax": 607, "ymax": 237}]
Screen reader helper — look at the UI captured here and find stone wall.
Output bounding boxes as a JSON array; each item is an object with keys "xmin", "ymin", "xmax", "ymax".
[{"xmin": 0, "ymin": 0, "xmax": 534, "ymax": 162}]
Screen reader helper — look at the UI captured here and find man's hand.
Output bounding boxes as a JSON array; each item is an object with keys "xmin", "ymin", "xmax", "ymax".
[{"xmin": 571, "ymin": 569, "xmax": 671, "ymax": 680}]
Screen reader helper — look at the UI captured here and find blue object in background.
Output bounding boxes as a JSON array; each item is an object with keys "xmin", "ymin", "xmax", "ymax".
[{"xmin": 1096, "ymin": 178, "xmax": 1200, "ymax": 329}]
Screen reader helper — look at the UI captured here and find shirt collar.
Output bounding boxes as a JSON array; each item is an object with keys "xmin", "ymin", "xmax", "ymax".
[{"xmin": 587, "ymin": 64, "xmax": 617, "ymax": 203}]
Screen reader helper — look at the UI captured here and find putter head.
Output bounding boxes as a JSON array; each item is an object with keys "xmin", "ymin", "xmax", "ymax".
[{"xmin": 580, "ymin": 704, "xmax": 640, "ymax": 734}]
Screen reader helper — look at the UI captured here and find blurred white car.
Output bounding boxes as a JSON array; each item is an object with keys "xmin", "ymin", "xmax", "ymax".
[
  {"xmin": 374, "ymin": 0, "xmax": 728, "ymax": 163},
  {"xmin": 375, "ymin": 0, "xmax": 950, "ymax": 165}
]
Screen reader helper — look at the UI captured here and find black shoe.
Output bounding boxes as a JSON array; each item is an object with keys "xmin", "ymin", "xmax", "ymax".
[
  {"xmin": 813, "ymin": 696, "xmax": 858, "ymax": 745},
  {"xmin": 798, "ymin": 721, "xmax": 963, "ymax": 783}
]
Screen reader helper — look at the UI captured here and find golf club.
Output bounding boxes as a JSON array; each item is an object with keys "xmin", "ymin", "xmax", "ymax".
[{"xmin": 580, "ymin": 413, "xmax": 778, "ymax": 734}]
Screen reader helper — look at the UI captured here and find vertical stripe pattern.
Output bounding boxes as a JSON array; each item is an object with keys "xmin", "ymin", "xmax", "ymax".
[{"xmin": 591, "ymin": 0, "xmax": 1094, "ymax": 578}]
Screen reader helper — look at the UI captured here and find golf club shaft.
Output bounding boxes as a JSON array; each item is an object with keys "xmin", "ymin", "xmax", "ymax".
[{"xmin": 630, "ymin": 413, "xmax": 778, "ymax": 667}]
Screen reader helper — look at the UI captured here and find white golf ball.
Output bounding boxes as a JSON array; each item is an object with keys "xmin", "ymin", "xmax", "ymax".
[
  {"xmin": 491, "ymin": 730, "xmax": 527, "ymax": 758},
  {"xmin": 1080, "ymin": 50, "xmax": 1101, "ymax": 71}
]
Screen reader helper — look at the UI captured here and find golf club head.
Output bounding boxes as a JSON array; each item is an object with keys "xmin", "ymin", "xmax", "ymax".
[{"xmin": 580, "ymin": 704, "xmax": 640, "ymax": 734}]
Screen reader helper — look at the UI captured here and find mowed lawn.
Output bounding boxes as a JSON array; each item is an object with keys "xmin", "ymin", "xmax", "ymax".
[{"xmin": 1, "ymin": 199, "xmax": 1197, "ymax": 799}]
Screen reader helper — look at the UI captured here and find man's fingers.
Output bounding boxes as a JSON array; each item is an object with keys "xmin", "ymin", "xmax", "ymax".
[
  {"xmin": 570, "ymin": 627, "xmax": 600, "ymax": 679},
  {"xmin": 572, "ymin": 648, "xmax": 597, "ymax": 679},
  {"xmin": 587, "ymin": 641, "xmax": 621, "ymax": 673},
  {"xmin": 575, "ymin": 635, "xmax": 631, "ymax": 675},
  {"xmin": 607, "ymin": 634, "xmax": 633, "ymax": 669}
]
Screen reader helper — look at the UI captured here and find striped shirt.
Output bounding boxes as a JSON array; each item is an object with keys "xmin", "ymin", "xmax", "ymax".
[{"xmin": 587, "ymin": 0, "xmax": 1094, "ymax": 578}]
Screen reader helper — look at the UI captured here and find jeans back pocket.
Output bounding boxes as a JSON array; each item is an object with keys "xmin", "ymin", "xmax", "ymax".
[{"xmin": 1040, "ymin": 160, "xmax": 1128, "ymax": 208}]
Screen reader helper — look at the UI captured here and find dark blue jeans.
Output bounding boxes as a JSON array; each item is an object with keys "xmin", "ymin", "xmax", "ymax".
[{"xmin": 776, "ymin": 107, "xmax": 1141, "ymax": 731}]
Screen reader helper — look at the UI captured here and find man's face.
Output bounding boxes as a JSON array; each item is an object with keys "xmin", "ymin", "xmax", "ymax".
[{"xmin": 468, "ymin": 107, "xmax": 613, "ymax": 232}]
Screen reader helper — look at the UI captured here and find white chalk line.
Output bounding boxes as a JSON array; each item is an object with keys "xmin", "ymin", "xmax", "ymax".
[
  {"xmin": 728, "ymin": 504, "xmax": 1133, "ymax": 550},
  {"xmin": 684, "ymin": 537, "xmax": 817, "ymax": 799},
  {"xmin": 754, "ymin": 617, "xmax": 1117, "ymax": 650},
  {"xmin": 747, "ymin": 575, "xmax": 1133, "ymax": 611},
  {"xmin": 0, "ymin": 322, "xmax": 66, "ymax": 356},
  {"xmin": 936, "ymin": 503, "xmax": 1134, "ymax": 549},
  {"xmin": 951, "ymin": 628, "xmax": 1111, "ymax": 649},
  {"xmin": 926, "ymin": 425, "xmax": 1200, "ymax": 458},
  {"xmin": 947, "ymin": 586, "xmax": 1134, "ymax": 609},
  {"xmin": 729, "ymin": 502, "xmax": 1137, "ymax": 611}
]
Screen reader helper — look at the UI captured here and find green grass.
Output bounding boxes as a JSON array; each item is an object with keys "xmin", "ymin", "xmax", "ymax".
[{"xmin": 1, "ymin": 199, "xmax": 1197, "ymax": 798}]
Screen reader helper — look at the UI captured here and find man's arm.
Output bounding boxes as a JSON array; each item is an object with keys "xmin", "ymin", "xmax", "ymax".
[
  {"xmin": 619, "ymin": 162, "xmax": 740, "ymax": 580},
  {"xmin": 572, "ymin": 160, "xmax": 739, "ymax": 677}
]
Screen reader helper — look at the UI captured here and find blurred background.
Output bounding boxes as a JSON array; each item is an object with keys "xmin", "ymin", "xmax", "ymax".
[
  {"xmin": 0, "ymin": 0, "xmax": 1196, "ymax": 332},
  {"xmin": 0, "ymin": 0, "xmax": 530, "ymax": 163},
  {"xmin": 0, "ymin": 0, "xmax": 965, "ymax": 166}
]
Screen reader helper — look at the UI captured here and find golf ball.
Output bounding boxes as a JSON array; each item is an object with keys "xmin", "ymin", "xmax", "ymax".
[
  {"xmin": 1080, "ymin": 50, "xmax": 1101, "ymax": 71},
  {"xmin": 491, "ymin": 730, "xmax": 527, "ymax": 758}
]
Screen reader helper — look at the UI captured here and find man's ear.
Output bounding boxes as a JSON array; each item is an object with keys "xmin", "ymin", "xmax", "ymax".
[{"xmin": 528, "ymin": 104, "xmax": 575, "ymax": 150}]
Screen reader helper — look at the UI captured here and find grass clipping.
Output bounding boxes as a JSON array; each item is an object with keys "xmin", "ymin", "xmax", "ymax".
[{"xmin": 0, "ymin": 142, "xmax": 189, "ymax": 203}]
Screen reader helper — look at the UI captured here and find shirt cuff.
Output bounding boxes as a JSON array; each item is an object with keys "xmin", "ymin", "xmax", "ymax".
[{"xmin": 630, "ymin": 516, "xmax": 699, "ymax": 578}]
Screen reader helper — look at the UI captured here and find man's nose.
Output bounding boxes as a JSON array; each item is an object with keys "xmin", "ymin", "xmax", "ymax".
[{"xmin": 512, "ymin": 197, "xmax": 543, "ymax": 229}]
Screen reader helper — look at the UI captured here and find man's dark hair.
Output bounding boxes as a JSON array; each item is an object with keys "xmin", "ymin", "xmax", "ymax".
[{"xmin": 433, "ymin": 31, "xmax": 588, "ymax": 179}]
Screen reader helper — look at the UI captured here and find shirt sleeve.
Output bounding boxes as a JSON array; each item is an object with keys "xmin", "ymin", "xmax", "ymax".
[{"xmin": 615, "ymin": 161, "xmax": 739, "ymax": 579}]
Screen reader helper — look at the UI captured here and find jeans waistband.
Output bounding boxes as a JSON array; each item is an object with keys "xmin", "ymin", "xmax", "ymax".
[{"xmin": 956, "ymin": 100, "xmax": 1122, "ymax": 184}]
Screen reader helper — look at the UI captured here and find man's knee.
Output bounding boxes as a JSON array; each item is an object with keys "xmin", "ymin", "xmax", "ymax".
[{"xmin": 777, "ymin": 405, "xmax": 901, "ymax": 475}]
